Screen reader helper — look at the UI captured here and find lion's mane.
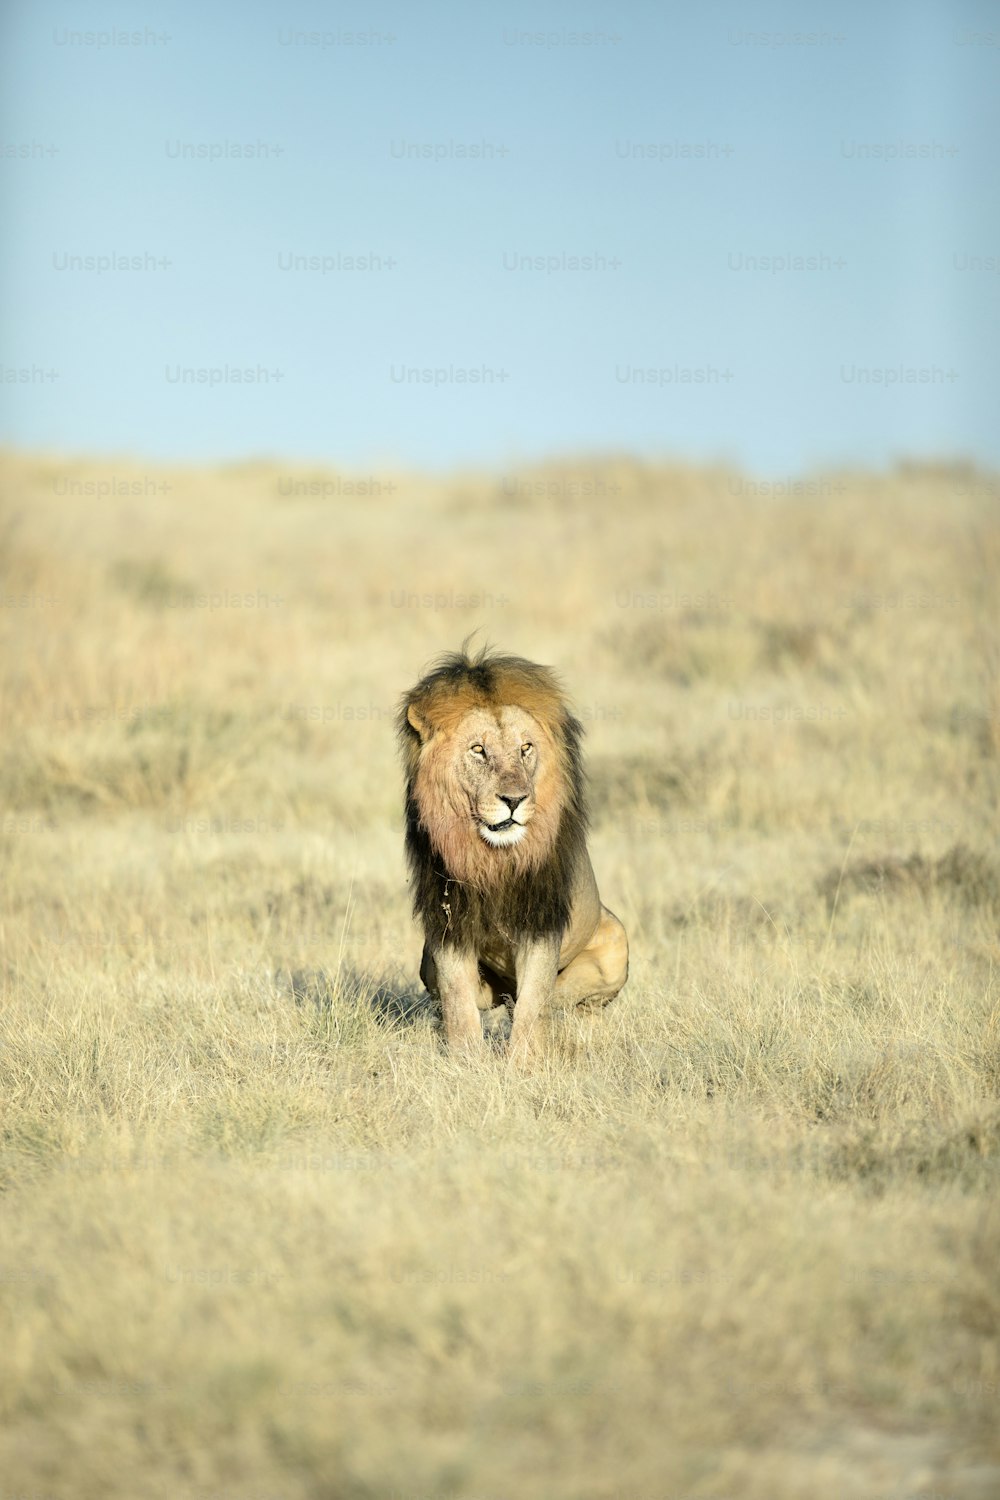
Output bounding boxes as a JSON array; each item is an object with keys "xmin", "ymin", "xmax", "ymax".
[{"xmin": 398, "ymin": 646, "xmax": 588, "ymax": 951}]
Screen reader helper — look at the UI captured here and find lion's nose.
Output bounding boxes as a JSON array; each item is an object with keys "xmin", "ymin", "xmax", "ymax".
[{"xmin": 499, "ymin": 794, "xmax": 526, "ymax": 813}]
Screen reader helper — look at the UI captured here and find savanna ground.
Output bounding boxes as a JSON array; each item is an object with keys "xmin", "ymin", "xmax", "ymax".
[{"xmin": 1, "ymin": 449, "xmax": 998, "ymax": 1500}]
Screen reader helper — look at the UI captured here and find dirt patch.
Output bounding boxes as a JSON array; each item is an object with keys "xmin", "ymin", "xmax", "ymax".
[{"xmin": 819, "ymin": 844, "xmax": 1000, "ymax": 914}]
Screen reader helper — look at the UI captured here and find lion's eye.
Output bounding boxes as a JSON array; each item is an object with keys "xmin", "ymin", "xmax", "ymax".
[
  {"xmin": 521, "ymin": 743, "xmax": 533, "ymax": 757},
  {"xmin": 469, "ymin": 743, "xmax": 485, "ymax": 756}
]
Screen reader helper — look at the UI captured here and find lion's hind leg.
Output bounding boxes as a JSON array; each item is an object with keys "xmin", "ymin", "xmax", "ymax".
[
  {"xmin": 552, "ymin": 905, "xmax": 629, "ymax": 1010},
  {"xmin": 477, "ymin": 960, "xmax": 515, "ymax": 1010}
]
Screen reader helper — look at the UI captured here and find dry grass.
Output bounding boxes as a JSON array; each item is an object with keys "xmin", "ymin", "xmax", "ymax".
[{"xmin": 1, "ymin": 449, "xmax": 999, "ymax": 1499}]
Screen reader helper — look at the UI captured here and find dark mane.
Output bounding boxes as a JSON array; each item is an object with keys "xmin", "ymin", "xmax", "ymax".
[{"xmin": 398, "ymin": 645, "xmax": 588, "ymax": 950}]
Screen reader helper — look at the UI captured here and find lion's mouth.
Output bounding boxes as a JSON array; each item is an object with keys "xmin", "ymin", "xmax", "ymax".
[{"xmin": 478, "ymin": 817, "xmax": 528, "ymax": 848}]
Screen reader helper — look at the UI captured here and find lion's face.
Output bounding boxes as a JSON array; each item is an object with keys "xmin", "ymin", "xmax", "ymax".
[
  {"xmin": 406, "ymin": 699, "xmax": 570, "ymax": 884},
  {"xmin": 449, "ymin": 705, "xmax": 543, "ymax": 850},
  {"xmin": 401, "ymin": 649, "xmax": 584, "ymax": 889}
]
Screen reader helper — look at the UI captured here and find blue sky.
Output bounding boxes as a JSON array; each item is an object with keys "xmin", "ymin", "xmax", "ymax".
[{"xmin": 2, "ymin": 0, "xmax": 997, "ymax": 473}]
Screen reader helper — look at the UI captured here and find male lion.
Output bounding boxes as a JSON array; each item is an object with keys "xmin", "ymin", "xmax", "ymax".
[{"xmin": 398, "ymin": 645, "xmax": 628, "ymax": 1058}]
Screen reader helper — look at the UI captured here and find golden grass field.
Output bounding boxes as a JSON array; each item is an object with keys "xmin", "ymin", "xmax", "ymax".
[{"xmin": 1, "ymin": 449, "xmax": 999, "ymax": 1499}]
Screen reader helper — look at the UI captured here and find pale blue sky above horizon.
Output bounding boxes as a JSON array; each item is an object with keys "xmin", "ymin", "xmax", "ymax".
[{"xmin": 1, "ymin": 0, "xmax": 997, "ymax": 475}]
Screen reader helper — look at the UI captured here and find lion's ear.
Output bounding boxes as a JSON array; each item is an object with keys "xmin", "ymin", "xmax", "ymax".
[{"xmin": 406, "ymin": 701, "xmax": 433, "ymax": 742}]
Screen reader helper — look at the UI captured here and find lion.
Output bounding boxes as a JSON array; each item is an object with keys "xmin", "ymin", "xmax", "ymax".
[{"xmin": 398, "ymin": 644, "xmax": 628, "ymax": 1059}]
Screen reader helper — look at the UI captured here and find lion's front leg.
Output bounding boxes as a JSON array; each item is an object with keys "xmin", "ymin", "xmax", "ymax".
[
  {"xmin": 421, "ymin": 944, "xmax": 498, "ymax": 1012},
  {"xmin": 507, "ymin": 937, "xmax": 560, "ymax": 1066},
  {"xmin": 422, "ymin": 943, "xmax": 486, "ymax": 1052}
]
